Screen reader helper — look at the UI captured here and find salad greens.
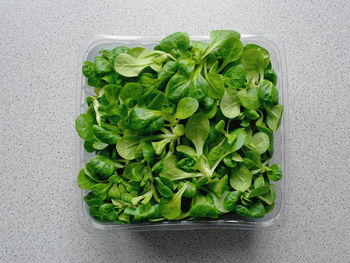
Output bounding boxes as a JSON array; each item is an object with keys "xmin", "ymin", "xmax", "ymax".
[{"xmin": 76, "ymin": 30, "xmax": 283, "ymax": 224}]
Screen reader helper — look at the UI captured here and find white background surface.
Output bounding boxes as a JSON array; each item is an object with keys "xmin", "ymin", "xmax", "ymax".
[{"xmin": 1, "ymin": 1, "xmax": 349, "ymax": 262}]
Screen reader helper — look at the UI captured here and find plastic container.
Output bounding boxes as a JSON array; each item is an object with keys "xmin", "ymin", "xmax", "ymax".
[{"xmin": 75, "ymin": 34, "xmax": 289, "ymax": 232}]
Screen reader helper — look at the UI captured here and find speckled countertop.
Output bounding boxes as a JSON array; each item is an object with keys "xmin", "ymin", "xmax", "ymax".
[{"xmin": 1, "ymin": 1, "xmax": 349, "ymax": 262}]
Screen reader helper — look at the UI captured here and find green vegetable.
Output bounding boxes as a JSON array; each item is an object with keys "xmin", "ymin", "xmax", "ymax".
[
  {"xmin": 230, "ymin": 165, "xmax": 253, "ymax": 192},
  {"xmin": 265, "ymin": 104, "xmax": 283, "ymax": 132},
  {"xmin": 159, "ymin": 182, "xmax": 188, "ymax": 220},
  {"xmin": 249, "ymin": 132, "xmax": 270, "ymax": 154},
  {"xmin": 224, "ymin": 63, "xmax": 246, "ymax": 89},
  {"xmin": 258, "ymin": 80, "xmax": 278, "ymax": 105},
  {"xmin": 95, "ymin": 57, "xmax": 113, "ymax": 74},
  {"xmin": 155, "ymin": 177, "xmax": 173, "ymax": 198},
  {"xmin": 185, "ymin": 113, "xmax": 210, "ymax": 158},
  {"xmin": 175, "ymin": 97, "xmax": 199, "ymax": 119},
  {"xmin": 237, "ymin": 87, "xmax": 261, "ymax": 110},
  {"xmin": 114, "ymin": 47, "xmax": 167, "ymax": 77},
  {"xmin": 189, "ymin": 194, "xmax": 218, "ymax": 218},
  {"xmin": 267, "ymin": 164, "xmax": 283, "ymax": 181},
  {"xmin": 220, "ymin": 88, "xmax": 240, "ymax": 118},
  {"xmin": 76, "ymin": 30, "xmax": 284, "ymax": 224},
  {"xmin": 159, "ymin": 32, "xmax": 190, "ymax": 54}
]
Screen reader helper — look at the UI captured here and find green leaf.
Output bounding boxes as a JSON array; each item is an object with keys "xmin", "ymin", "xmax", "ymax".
[
  {"xmin": 92, "ymin": 183, "xmax": 112, "ymax": 201},
  {"xmin": 134, "ymin": 203, "xmax": 159, "ymax": 221},
  {"xmin": 77, "ymin": 169, "xmax": 97, "ymax": 190},
  {"xmin": 185, "ymin": 113, "xmax": 210, "ymax": 158},
  {"xmin": 267, "ymin": 164, "xmax": 283, "ymax": 181},
  {"xmin": 173, "ymin": 124, "xmax": 185, "ymax": 137},
  {"xmin": 82, "ymin": 61, "xmax": 97, "ymax": 79},
  {"xmin": 158, "ymin": 61, "xmax": 178, "ymax": 82},
  {"xmin": 258, "ymin": 80, "xmax": 278, "ymax": 105},
  {"xmin": 159, "ymin": 32, "xmax": 190, "ymax": 53},
  {"xmin": 224, "ymin": 63, "xmax": 246, "ymax": 90},
  {"xmin": 116, "ymin": 136, "xmax": 142, "ymax": 160},
  {"xmin": 264, "ymin": 68, "xmax": 277, "ymax": 85},
  {"xmin": 94, "ymin": 56, "xmax": 113, "ymax": 74},
  {"xmin": 178, "ymin": 181, "xmax": 196, "ymax": 198},
  {"xmin": 119, "ymin": 82, "xmax": 142, "ymax": 103},
  {"xmin": 177, "ymin": 58, "xmax": 196, "ymax": 76},
  {"xmin": 259, "ymin": 187, "xmax": 276, "ymax": 205},
  {"xmin": 160, "ymin": 167, "xmax": 202, "ymax": 181},
  {"xmin": 175, "ymin": 97, "xmax": 199, "ymax": 120},
  {"xmin": 230, "ymin": 165, "xmax": 252, "ymax": 192},
  {"xmin": 243, "ymin": 149, "xmax": 262, "ymax": 169},
  {"xmin": 155, "ymin": 177, "xmax": 173, "ymax": 198},
  {"xmin": 189, "ymin": 72, "xmax": 209, "ymax": 102},
  {"xmin": 237, "ymin": 87, "xmax": 261, "ymax": 110},
  {"xmin": 223, "ymin": 190, "xmax": 241, "ymax": 211},
  {"xmin": 231, "ymin": 152, "xmax": 243, "ymax": 162},
  {"xmin": 241, "ymin": 48, "xmax": 265, "ymax": 83},
  {"xmin": 256, "ymin": 115, "xmax": 274, "ymax": 154},
  {"xmin": 249, "ymin": 200, "xmax": 266, "ymax": 218},
  {"xmin": 103, "ymin": 84, "xmax": 121, "ymax": 104},
  {"xmin": 265, "ymin": 104, "xmax": 283, "ymax": 132},
  {"xmin": 235, "ymin": 205, "xmax": 252, "ymax": 217},
  {"xmin": 207, "ymin": 175, "xmax": 228, "ymax": 197},
  {"xmin": 244, "ymin": 44, "xmax": 270, "ymax": 69},
  {"xmin": 92, "ymin": 124, "xmax": 119, "ymax": 144},
  {"xmin": 123, "ymin": 162, "xmax": 144, "ymax": 182},
  {"xmin": 159, "ymin": 182, "xmax": 188, "ymax": 220},
  {"xmin": 92, "ymin": 140, "xmax": 108, "ymax": 150},
  {"xmin": 142, "ymin": 143, "xmax": 155, "ymax": 163},
  {"xmin": 99, "ymin": 46, "xmax": 129, "ymax": 62},
  {"xmin": 189, "ymin": 194, "xmax": 218, "ymax": 218},
  {"xmin": 220, "ymin": 88, "xmax": 240, "ymax": 118},
  {"xmin": 224, "ymin": 129, "xmax": 246, "ymax": 153},
  {"xmin": 207, "ymin": 72, "xmax": 225, "ymax": 99},
  {"xmin": 208, "ymin": 145, "xmax": 225, "ymax": 167},
  {"xmin": 152, "ymin": 139, "xmax": 171, "ymax": 155},
  {"xmin": 203, "ymin": 30, "xmax": 241, "ymax": 58},
  {"xmin": 247, "ymin": 186, "xmax": 270, "ymax": 198},
  {"xmin": 250, "ymin": 132, "xmax": 270, "ymax": 154},
  {"xmin": 217, "ymin": 37, "xmax": 243, "ymax": 70},
  {"xmin": 176, "ymin": 145, "xmax": 197, "ymax": 159},
  {"xmin": 86, "ymin": 155, "xmax": 115, "ymax": 180},
  {"xmin": 166, "ymin": 73, "xmax": 191, "ymax": 102},
  {"xmin": 114, "ymin": 47, "xmax": 166, "ymax": 77},
  {"xmin": 244, "ymin": 109, "xmax": 259, "ymax": 120},
  {"xmin": 76, "ymin": 113, "xmax": 94, "ymax": 141},
  {"xmin": 129, "ymin": 108, "xmax": 162, "ymax": 130},
  {"xmin": 177, "ymin": 158, "xmax": 197, "ymax": 172},
  {"xmin": 131, "ymin": 190, "xmax": 153, "ymax": 205},
  {"xmin": 209, "ymin": 190, "xmax": 230, "ymax": 213}
]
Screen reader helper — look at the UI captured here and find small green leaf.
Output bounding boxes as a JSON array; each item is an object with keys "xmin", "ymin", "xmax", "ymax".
[
  {"xmin": 175, "ymin": 97, "xmax": 199, "ymax": 119},
  {"xmin": 237, "ymin": 87, "xmax": 261, "ymax": 110},
  {"xmin": 76, "ymin": 113, "xmax": 94, "ymax": 141},
  {"xmin": 265, "ymin": 104, "xmax": 283, "ymax": 132},
  {"xmin": 159, "ymin": 182, "xmax": 188, "ymax": 220},
  {"xmin": 250, "ymin": 132, "xmax": 270, "ymax": 154},
  {"xmin": 207, "ymin": 72, "xmax": 225, "ymax": 99},
  {"xmin": 230, "ymin": 166, "xmax": 252, "ymax": 192},
  {"xmin": 77, "ymin": 169, "xmax": 97, "ymax": 190},
  {"xmin": 185, "ymin": 113, "xmax": 210, "ymax": 158},
  {"xmin": 116, "ymin": 136, "xmax": 141, "ymax": 160},
  {"xmin": 220, "ymin": 88, "xmax": 240, "ymax": 118},
  {"xmin": 119, "ymin": 82, "xmax": 142, "ymax": 103},
  {"xmin": 267, "ymin": 164, "xmax": 283, "ymax": 181}
]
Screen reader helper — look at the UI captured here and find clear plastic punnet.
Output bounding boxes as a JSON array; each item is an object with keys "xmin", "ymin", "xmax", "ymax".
[{"xmin": 75, "ymin": 34, "xmax": 289, "ymax": 232}]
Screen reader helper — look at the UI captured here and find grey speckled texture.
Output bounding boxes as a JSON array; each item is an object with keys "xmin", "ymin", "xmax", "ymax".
[{"xmin": 1, "ymin": 0, "xmax": 349, "ymax": 262}]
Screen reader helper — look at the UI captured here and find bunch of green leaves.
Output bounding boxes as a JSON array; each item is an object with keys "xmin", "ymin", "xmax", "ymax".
[{"xmin": 76, "ymin": 30, "xmax": 283, "ymax": 224}]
